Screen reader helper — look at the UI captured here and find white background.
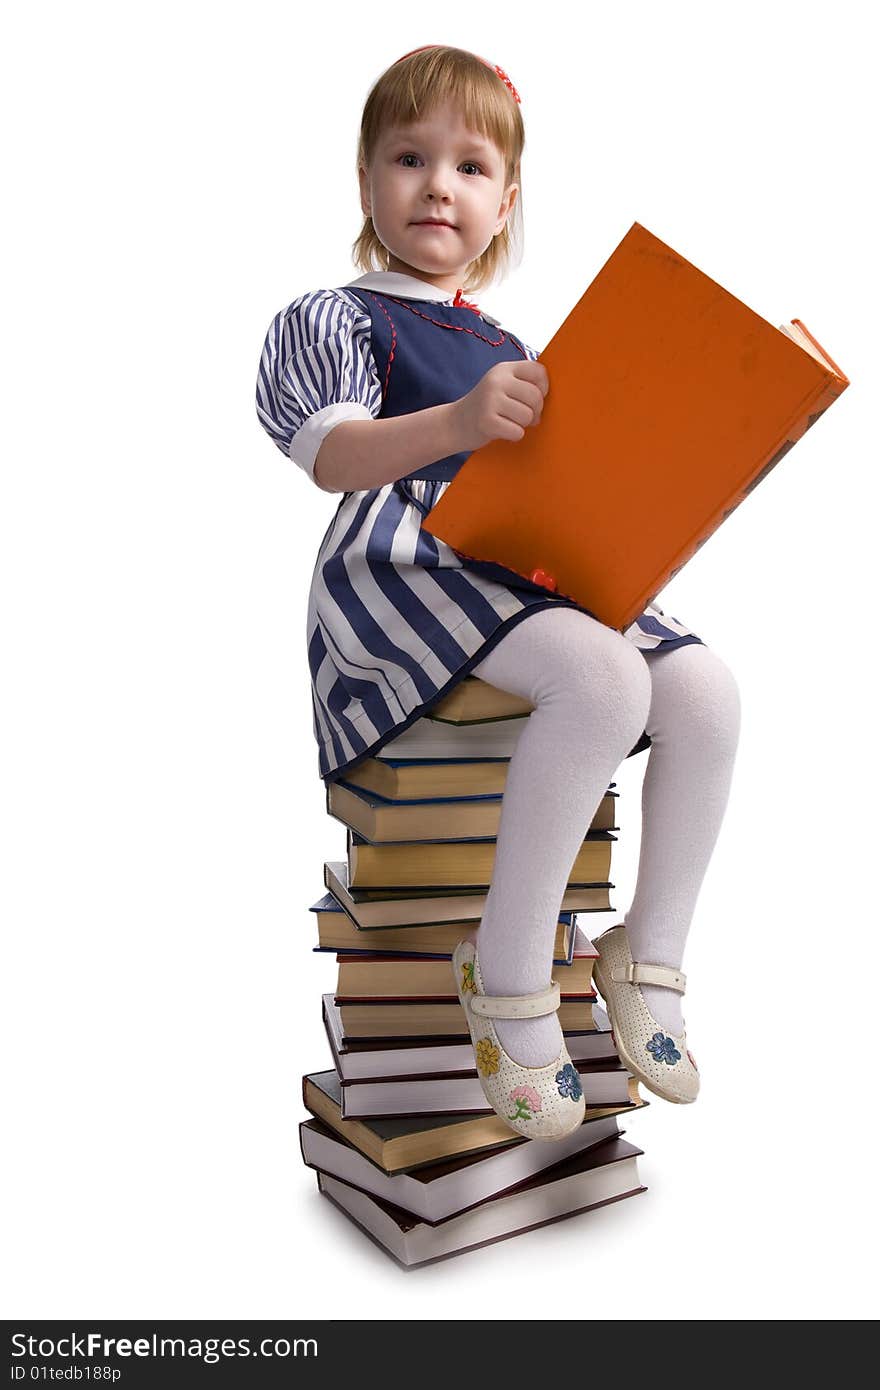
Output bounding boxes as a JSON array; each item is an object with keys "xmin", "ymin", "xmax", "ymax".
[{"xmin": 3, "ymin": 0, "xmax": 877, "ymax": 1320}]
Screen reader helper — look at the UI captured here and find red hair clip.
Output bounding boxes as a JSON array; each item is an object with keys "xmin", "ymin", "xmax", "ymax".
[{"xmin": 486, "ymin": 62, "xmax": 521, "ymax": 104}]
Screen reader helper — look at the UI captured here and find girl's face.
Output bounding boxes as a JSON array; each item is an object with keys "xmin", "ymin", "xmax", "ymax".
[{"xmin": 359, "ymin": 98, "xmax": 518, "ymax": 293}]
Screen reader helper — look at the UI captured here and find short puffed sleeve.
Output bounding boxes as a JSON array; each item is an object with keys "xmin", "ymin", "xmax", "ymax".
[{"xmin": 255, "ymin": 290, "xmax": 382, "ymax": 492}]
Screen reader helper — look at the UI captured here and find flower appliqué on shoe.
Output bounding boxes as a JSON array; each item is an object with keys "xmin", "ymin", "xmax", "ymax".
[
  {"xmin": 507, "ymin": 1084, "xmax": 542, "ymax": 1122},
  {"xmin": 476, "ymin": 1038, "xmax": 500, "ymax": 1077},
  {"xmin": 460, "ymin": 960, "xmax": 476, "ymax": 993},
  {"xmin": 646, "ymin": 1031, "xmax": 682, "ymax": 1066},
  {"xmin": 556, "ymin": 1062, "xmax": 583, "ymax": 1101}
]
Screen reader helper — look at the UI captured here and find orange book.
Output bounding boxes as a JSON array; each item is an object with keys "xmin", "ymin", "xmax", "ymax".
[{"xmin": 422, "ymin": 221, "xmax": 850, "ymax": 632}]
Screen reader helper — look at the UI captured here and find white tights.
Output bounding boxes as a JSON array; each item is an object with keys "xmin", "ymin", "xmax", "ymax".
[{"xmin": 469, "ymin": 605, "xmax": 742, "ymax": 1065}]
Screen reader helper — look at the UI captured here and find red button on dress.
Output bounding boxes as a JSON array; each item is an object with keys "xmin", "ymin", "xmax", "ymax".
[{"xmin": 529, "ymin": 568, "xmax": 557, "ymax": 591}]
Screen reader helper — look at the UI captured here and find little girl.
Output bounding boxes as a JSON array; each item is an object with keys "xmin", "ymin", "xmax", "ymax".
[{"xmin": 256, "ymin": 45, "xmax": 742, "ymax": 1142}]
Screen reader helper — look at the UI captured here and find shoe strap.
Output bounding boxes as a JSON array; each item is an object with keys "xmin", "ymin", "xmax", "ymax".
[
  {"xmin": 610, "ymin": 962, "xmax": 686, "ymax": 993},
  {"xmin": 469, "ymin": 980, "xmax": 561, "ymax": 1019}
]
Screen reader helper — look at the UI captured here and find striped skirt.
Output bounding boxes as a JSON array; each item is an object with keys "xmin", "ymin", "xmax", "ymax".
[{"xmin": 307, "ymin": 476, "xmax": 704, "ymax": 784}]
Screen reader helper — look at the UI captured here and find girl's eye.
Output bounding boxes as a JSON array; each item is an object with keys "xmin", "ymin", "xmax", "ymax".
[{"xmin": 397, "ymin": 154, "xmax": 483, "ymax": 176}]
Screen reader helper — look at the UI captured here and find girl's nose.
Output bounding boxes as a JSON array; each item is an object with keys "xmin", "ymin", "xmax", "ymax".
[{"xmin": 424, "ymin": 171, "xmax": 454, "ymax": 201}]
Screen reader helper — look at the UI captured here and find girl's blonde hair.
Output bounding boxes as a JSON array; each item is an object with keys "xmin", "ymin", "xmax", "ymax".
[{"xmin": 351, "ymin": 46, "xmax": 525, "ymax": 295}]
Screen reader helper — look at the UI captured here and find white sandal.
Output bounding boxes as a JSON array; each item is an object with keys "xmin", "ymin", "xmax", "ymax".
[
  {"xmin": 452, "ymin": 938, "xmax": 587, "ymax": 1141},
  {"xmin": 593, "ymin": 925, "xmax": 700, "ymax": 1104}
]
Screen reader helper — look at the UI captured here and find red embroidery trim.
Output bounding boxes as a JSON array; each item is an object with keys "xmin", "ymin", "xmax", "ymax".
[
  {"xmin": 359, "ymin": 290, "xmax": 530, "ymax": 407},
  {"xmin": 365, "ymin": 293, "xmax": 398, "ymax": 403},
  {"xmin": 368, "ymin": 292, "xmax": 528, "ymax": 354},
  {"xmin": 452, "ymin": 287, "xmax": 482, "ymax": 313}
]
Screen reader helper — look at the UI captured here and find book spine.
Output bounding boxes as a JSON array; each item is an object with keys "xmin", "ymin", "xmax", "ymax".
[{"xmin": 628, "ymin": 372, "xmax": 848, "ymax": 628}]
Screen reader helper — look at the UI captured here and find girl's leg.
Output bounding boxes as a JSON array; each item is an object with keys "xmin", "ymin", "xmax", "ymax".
[
  {"xmin": 470, "ymin": 606, "xmax": 653, "ymax": 1067},
  {"xmin": 622, "ymin": 641, "xmax": 742, "ymax": 1034}
]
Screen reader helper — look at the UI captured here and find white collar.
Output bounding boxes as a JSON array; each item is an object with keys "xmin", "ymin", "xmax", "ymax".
[{"xmin": 342, "ymin": 270, "xmax": 501, "ymax": 327}]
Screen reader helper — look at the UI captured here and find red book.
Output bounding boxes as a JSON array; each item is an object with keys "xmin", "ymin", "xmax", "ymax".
[{"xmin": 422, "ymin": 221, "xmax": 850, "ymax": 631}]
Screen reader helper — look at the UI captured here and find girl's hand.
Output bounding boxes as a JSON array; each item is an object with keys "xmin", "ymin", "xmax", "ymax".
[{"xmin": 452, "ymin": 360, "xmax": 549, "ymax": 451}]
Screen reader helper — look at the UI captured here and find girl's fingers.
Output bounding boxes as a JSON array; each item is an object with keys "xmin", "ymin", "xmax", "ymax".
[
  {"xmin": 509, "ymin": 380, "xmax": 546, "ymax": 410},
  {"xmin": 497, "ymin": 398, "xmax": 536, "ymax": 429}
]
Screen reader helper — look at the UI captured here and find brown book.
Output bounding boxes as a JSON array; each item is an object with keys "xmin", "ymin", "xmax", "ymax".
[
  {"xmin": 341, "ymin": 746, "xmax": 633, "ymax": 800},
  {"xmin": 333, "ymin": 925, "xmax": 596, "ymax": 1001},
  {"xmin": 425, "ymin": 675, "xmax": 533, "ymax": 724},
  {"xmin": 336, "ymin": 997, "xmax": 596, "ymax": 1041},
  {"xmin": 301, "ymin": 1068, "xmax": 646, "ymax": 1175},
  {"xmin": 323, "ymin": 858, "xmax": 614, "ymax": 922},
  {"xmin": 315, "ymin": 1135, "xmax": 646, "ymax": 1266},
  {"xmin": 423, "ymin": 221, "xmax": 850, "ymax": 631},
  {"xmin": 347, "ymin": 826, "xmax": 615, "ymax": 891},
  {"xmin": 327, "ymin": 780, "xmax": 615, "ymax": 842},
  {"xmin": 376, "ymin": 713, "xmax": 648, "ymax": 762},
  {"xmin": 321, "ymin": 994, "xmax": 616, "ymax": 1082},
  {"xmin": 340, "ymin": 753, "xmax": 517, "ymax": 801}
]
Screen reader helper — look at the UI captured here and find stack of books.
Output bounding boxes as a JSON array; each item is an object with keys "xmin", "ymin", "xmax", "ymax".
[{"xmin": 300, "ymin": 674, "xmax": 650, "ymax": 1267}]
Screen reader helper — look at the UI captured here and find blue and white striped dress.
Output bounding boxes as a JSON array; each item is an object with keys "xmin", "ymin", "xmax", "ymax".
[{"xmin": 256, "ymin": 271, "xmax": 704, "ymax": 784}]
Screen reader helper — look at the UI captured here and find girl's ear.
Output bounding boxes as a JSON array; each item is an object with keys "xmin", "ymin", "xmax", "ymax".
[
  {"xmin": 358, "ymin": 165, "xmax": 371, "ymax": 219},
  {"xmin": 495, "ymin": 183, "xmax": 518, "ymax": 234}
]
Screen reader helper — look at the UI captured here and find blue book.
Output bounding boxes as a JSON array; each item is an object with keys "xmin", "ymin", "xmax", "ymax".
[{"xmin": 308, "ymin": 890, "xmax": 580, "ymax": 963}]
